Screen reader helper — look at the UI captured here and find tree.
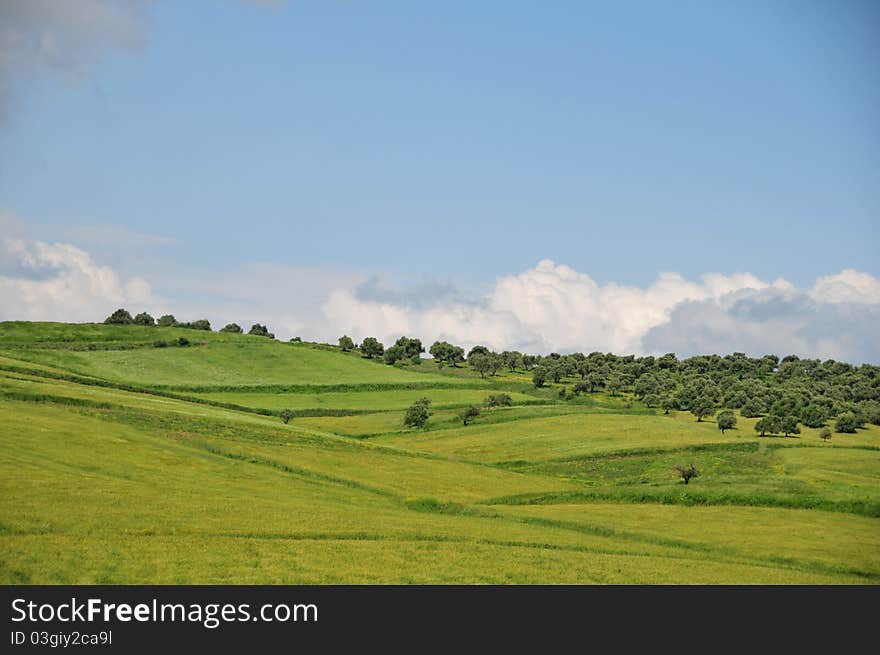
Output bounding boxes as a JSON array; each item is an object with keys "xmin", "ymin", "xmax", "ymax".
[
  {"xmin": 280, "ymin": 409, "xmax": 294, "ymax": 424},
  {"xmin": 780, "ymin": 415, "xmax": 800, "ymax": 437},
  {"xmin": 157, "ymin": 314, "xmax": 177, "ymax": 327},
  {"xmin": 360, "ymin": 337, "xmax": 384, "ymax": 359},
  {"xmin": 338, "ymin": 335, "xmax": 355, "ymax": 352},
  {"xmin": 220, "ymin": 323, "xmax": 243, "ymax": 333},
  {"xmin": 690, "ymin": 396, "xmax": 715, "ymax": 422},
  {"xmin": 800, "ymin": 404, "xmax": 827, "ymax": 428},
  {"xmin": 469, "ymin": 353, "xmax": 494, "ymax": 378},
  {"xmin": 501, "ymin": 351, "xmax": 524, "ymax": 372},
  {"xmin": 819, "ymin": 427, "xmax": 832, "ymax": 442},
  {"xmin": 133, "ymin": 312, "xmax": 155, "ymax": 326},
  {"xmin": 458, "ymin": 405, "xmax": 481, "ymax": 426},
  {"xmin": 741, "ymin": 397, "xmax": 765, "ymax": 418},
  {"xmin": 385, "ymin": 337, "xmax": 424, "ymax": 365},
  {"xmin": 835, "ymin": 412, "xmax": 858, "ymax": 434},
  {"xmin": 717, "ymin": 410, "xmax": 737, "ymax": 434},
  {"xmin": 104, "ymin": 308, "xmax": 133, "ymax": 325},
  {"xmin": 429, "ymin": 341, "xmax": 465, "ymax": 368},
  {"xmin": 673, "ymin": 463, "xmax": 699, "ymax": 485},
  {"xmin": 467, "ymin": 345, "xmax": 490, "ymax": 359},
  {"xmin": 248, "ymin": 324, "xmax": 275, "ymax": 338},
  {"xmin": 605, "ymin": 373, "xmax": 623, "ymax": 396},
  {"xmin": 754, "ymin": 416, "xmax": 779, "ymax": 437},
  {"xmin": 532, "ymin": 367, "xmax": 547, "ymax": 388},
  {"xmin": 660, "ymin": 394, "xmax": 677, "ymax": 415},
  {"xmin": 184, "ymin": 319, "xmax": 211, "ymax": 331},
  {"xmin": 484, "ymin": 393, "xmax": 513, "ymax": 408},
  {"xmin": 403, "ymin": 398, "xmax": 431, "ymax": 428}
]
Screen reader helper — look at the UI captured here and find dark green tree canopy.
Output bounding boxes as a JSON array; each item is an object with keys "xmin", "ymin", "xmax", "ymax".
[
  {"xmin": 248, "ymin": 324, "xmax": 275, "ymax": 338},
  {"xmin": 133, "ymin": 312, "xmax": 155, "ymax": 326},
  {"xmin": 220, "ymin": 323, "xmax": 243, "ymax": 333},
  {"xmin": 360, "ymin": 337, "xmax": 384, "ymax": 359},
  {"xmin": 429, "ymin": 341, "xmax": 465, "ymax": 368},
  {"xmin": 104, "ymin": 308, "xmax": 133, "ymax": 325},
  {"xmin": 717, "ymin": 410, "xmax": 737, "ymax": 434}
]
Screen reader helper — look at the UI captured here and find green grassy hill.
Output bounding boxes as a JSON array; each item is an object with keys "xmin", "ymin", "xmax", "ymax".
[{"xmin": 1, "ymin": 322, "xmax": 878, "ymax": 583}]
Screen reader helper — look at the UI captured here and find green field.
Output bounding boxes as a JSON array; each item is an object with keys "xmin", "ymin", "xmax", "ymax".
[{"xmin": 1, "ymin": 322, "xmax": 878, "ymax": 584}]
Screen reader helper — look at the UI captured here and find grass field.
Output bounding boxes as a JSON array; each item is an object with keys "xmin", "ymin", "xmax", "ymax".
[{"xmin": 1, "ymin": 322, "xmax": 878, "ymax": 584}]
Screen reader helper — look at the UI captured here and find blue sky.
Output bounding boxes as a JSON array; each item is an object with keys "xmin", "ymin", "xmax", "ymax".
[{"xmin": 1, "ymin": 1, "xmax": 879, "ymax": 360}]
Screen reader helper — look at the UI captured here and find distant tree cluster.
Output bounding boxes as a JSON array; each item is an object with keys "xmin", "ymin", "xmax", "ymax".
[{"xmin": 103, "ymin": 309, "xmax": 211, "ymax": 331}]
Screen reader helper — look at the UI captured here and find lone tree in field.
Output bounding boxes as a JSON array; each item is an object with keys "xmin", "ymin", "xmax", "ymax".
[
  {"xmin": 819, "ymin": 427, "xmax": 832, "ymax": 442},
  {"xmin": 133, "ymin": 312, "xmax": 155, "ymax": 326},
  {"xmin": 690, "ymin": 396, "xmax": 715, "ymax": 422},
  {"xmin": 104, "ymin": 308, "xmax": 133, "ymax": 324},
  {"xmin": 157, "ymin": 314, "xmax": 177, "ymax": 327},
  {"xmin": 780, "ymin": 415, "xmax": 800, "ymax": 438},
  {"xmin": 458, "ymin": 405, "xmax": 481, "ymax": 426},
  {"xmin": 661, "ymin": 394, "xmax": 676, "ymax": 415},
  {"xmin": 220, "ymin": 323, "xmax": 243, "ymax": 333},
  {"xmin": 717, "ymin": 410, "xmax": 737, "ymax": 434},
  {"xmin": 338, "ymin": 335, "xmax": 355, "ymax": 352},
  {"xmin": 280, "ymin": 409, "xmax": 294, "ymax": 424},
  {"xmin": 429, "ymin": 341, "xmax": 465, "ymax": 368},
  {"xmin": 674, "ymin": 463, "xmax": 699, "ymax": 485},
  {"xmin": 403, "ymin": 398, "xmax": 431, "ymax": 428},
  {"xmin": 360, "ymin": 337, "xmax": 384, "ymax": 359}
]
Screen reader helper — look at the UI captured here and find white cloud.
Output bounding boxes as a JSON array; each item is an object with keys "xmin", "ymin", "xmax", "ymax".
[
  {"xmin": 323, "ymin": 260, "xmax": 804, "ymax": 355},
  {"xmin": 810, "ymin": 269, "xmax": 880, "ymax": 305},
  {"xmin": 0, "ymin": 232, "xmax": 159, "ymax": 322}
]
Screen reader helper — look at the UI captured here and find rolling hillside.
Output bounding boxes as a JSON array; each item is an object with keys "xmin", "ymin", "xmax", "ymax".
[{"xmin": 1, "ymin": 322, "xmax": 878, "ymax": 583}]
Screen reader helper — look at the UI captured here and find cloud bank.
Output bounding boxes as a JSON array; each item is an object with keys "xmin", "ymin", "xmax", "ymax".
[{"xmin": 1, "ymin": 228, "xmax": 879, "ymax": 363}]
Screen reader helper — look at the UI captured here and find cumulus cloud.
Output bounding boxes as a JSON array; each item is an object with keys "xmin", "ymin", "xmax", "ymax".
[
  {"xmin": 0, "ymin": 0, "xmax": 151, "ymax": 120},
  {"xmin": 0, "ymin": 231, "xmax": 159, "ymax": 322},
  {"xmin": 321, "ymin": 260, "xmax": 880, "ymax": 363}
]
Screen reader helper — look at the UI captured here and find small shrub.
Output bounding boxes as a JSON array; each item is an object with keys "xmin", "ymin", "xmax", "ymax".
[
  {"xmin": 280, "ymin": 409, "xmax": 294, "ymax": 424},
  {"xmin": 153, "ymin": 340, "xmax": 168, "ymax": 348},
  {"xmin": 458, "ymin": 405, "xmax": 481, "ymax": 426},
  {"xmin": 673, "ymin": 463, "xmax": 699, "ymax": 485},
  {"xmin": 404, "ymin": 400, "xmax": 430, "ymax": 428},
  {"xmin": 819, "ymin": 427, "xmax": 832, "ymax": 442},
  {"xmin": 177, "ymin": 337, "xmax": 190, "ymax": 347},
  {"xmin": 484, "ymin": 393, "xmax": 513, "ymax": 408}
]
